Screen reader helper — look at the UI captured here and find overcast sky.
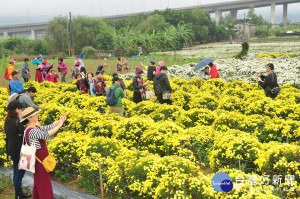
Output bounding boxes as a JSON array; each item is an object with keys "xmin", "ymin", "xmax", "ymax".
[{"xmin": 0, "ymin": 0, "xmax": 299, "ymax": 24}]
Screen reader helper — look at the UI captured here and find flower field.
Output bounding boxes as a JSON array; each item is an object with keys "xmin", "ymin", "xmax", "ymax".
[{"xmin": 0, "ymin": 76, "xmax": 300, "ymax": 198}]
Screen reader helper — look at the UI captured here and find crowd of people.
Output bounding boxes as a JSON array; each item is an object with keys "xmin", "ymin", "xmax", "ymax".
[{"xmin": 3, "ymin": 53, "xmax": 280, "ymax": 198}]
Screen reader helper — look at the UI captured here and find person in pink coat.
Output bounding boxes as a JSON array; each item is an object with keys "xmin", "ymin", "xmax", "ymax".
[
  {"xmin": 45, "ymin": 69, "xmax": 59, "ymax": 83},
  {"xmin": 154, "ymin": 61, "xmax": 164, "ymax": 76},
  {"xmin": 57, "ymin": 58, "xmax": 67, "ymax": 82}
]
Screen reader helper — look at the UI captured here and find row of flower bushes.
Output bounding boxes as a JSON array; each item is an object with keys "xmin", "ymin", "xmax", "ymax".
[{"xmin": 0, "ymin": 77, "xmax": 299, "ymax": 198}]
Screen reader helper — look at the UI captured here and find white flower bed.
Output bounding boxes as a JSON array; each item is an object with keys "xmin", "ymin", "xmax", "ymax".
[
  {"xmin": 121, "ymin": 57, "xmax": 300, "ymax": 85},
  {"xmin": 156, "ymin": 42, "xmax": 300, "ymax": 59}
]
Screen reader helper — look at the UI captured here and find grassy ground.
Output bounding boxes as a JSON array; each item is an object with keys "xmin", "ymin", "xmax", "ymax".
[
  {"xmin": 0, "ymin": 172, "xmax": 14, "ymax": 199},
  {"xmin": 0, "ymin": 55, "xmax": 198, "ymax": 86}
]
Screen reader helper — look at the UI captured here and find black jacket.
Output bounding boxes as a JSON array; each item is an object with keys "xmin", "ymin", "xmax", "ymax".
[
  {"xmin": 4, "ymin": 118, "xmax": 25, "ymax": 163},
  {"xmin": 147, "ymin": 66, "xmax": 156, "ymax": 81},
  {"xmin": 259, "ymin": 71, "xmax": 279, "ymax": 97},
  {"xmin": 154, "ymin": 73, "xmax": 172, "ymax": 96}
]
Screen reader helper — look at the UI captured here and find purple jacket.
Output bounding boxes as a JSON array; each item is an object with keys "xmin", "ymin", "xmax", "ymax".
[{"xmin": 58, "ymin": 62, "xmax": 68, "ymax": 75}]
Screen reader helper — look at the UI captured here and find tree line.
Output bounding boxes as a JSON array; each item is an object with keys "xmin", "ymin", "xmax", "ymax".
[{"xmin": 0, "ymin": 6, "xmax": 285, "ymax": 58}]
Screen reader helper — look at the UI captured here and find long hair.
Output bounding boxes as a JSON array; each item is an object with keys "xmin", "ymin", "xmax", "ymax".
[{"xmin": 5, "ymin": 109, "xmax": 19, "ymax": 123}]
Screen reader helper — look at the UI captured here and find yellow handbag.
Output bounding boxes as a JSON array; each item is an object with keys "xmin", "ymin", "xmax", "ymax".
[{"xmin": 36, "ymin": 153, "xmax": 57, "ymax": 173}]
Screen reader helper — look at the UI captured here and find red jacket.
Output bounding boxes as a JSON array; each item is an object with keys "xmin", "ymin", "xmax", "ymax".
[
  {"xmin": 45, "ymin": 73, "xmax": 59, "ymax": 83},
  {"xmin": 210, "ymin": 65, "xmax": 220, "ymax": 78},
  {"xmin": 35, "ymin": 69, "xmax": 44, "ymax": 83}
]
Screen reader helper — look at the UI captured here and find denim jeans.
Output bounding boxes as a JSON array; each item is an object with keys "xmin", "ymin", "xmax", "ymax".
[{"xmin": 13, "ymin": 161, "xmax": 25, "ymax": 196}]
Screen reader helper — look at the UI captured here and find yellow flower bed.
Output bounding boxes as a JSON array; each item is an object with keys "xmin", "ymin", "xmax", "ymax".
[
  {"xmin": 257, "ymin": 53, "xmax": 295, "ymax": 58},
  {"xmin": 0, "ymin": 78, "xmax": 299, "ymax": 198}
]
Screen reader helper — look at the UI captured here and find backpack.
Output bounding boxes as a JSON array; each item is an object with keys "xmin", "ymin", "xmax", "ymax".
[
  {"xmin": 106, "ymin": 86, "xmax": 119, "ymax": 106},
  {"xmin": 4, "ymin": 67, "xmax": 9, "ymax": 80}
]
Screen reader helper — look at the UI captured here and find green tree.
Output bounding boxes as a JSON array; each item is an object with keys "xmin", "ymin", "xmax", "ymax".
[
  {"xmin": 94, "ymin": 31, "xmax": 115, "ymax": 50},
  {"xmin": 138, "ymin": 14, "xmax": 170, "ymax": 32},
  {"xmin": 72, "ymin": 16, "xmax": 110, "ymax": 52},
  {"xmin": 45, "ymin": 16, "xmax": 69, "ymax": 54}
]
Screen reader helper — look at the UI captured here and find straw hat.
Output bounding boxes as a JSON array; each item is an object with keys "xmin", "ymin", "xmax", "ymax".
[
  {"xmin": 37, "ymin": 65, "xmax": 43, "ymax": 69},
  {"xmin": 20, "ymin": 107, "xmax": 40, "ymax": 122}
]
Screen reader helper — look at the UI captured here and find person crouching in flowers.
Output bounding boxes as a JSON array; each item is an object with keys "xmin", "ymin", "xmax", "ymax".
[
  {"xmin": 132, "ymin": 67, "xmax": 149, "ymax": 103},
  {"xmin": 20, "ymin": 108, "xmax": 66, "ymax": 199},
  {"xmin": 76, "ymin": 74, "xmax": 89, "ymax": 94},
  {"xmin": 45, "ymin": 69, "xmax": 59, "ymax": 83}
]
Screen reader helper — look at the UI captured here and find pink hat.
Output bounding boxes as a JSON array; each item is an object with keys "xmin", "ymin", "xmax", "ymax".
[
  {"xmin": 158, "ymin": 61, "xmax": 164, "ymax": 66},
  {"xmin": 135, "ymin": 67, "xmax": 143, "ymax": 74},
  {"xmin": 9, "ymin": 59, "xmax": 15, "ymax": 63}
]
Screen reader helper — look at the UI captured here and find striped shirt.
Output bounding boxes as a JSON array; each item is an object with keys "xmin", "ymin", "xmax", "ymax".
[{"xmin": 25, "ymin": 124, "xmax": 53, "ymax": 149}]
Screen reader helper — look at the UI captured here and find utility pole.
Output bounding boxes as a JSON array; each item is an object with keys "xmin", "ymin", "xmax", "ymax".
[{"xmin": 69, "ymin": 12, "xmax": 75, "ymax": 57}]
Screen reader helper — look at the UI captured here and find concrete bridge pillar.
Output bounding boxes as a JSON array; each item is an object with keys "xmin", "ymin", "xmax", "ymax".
[
  {"xmin": 30, "ymin": 30, "xmax": 36, "ymax": 40},
  {"xmin": 215, "ymin": 10, "xmax": 222, "ymax": 25},
  {"xmin": 3, "ymin": 32, "xmax": 8, "ymax": 38},
  {"xmin": 270, "ymin": 3, "xmax": 276, "ymax": 26},
  {"xmin": 283, "ymin": 3, "xmax": 288, "ymax": 26},
  {"xmin": 230, "ymin": 9, "xmax": 238, "ymax": 20}
]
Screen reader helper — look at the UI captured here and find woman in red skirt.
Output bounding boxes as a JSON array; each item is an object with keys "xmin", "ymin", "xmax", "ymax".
[{"xmin": 21, "ymin": 107, "xmax": 67, "ymax": 199}]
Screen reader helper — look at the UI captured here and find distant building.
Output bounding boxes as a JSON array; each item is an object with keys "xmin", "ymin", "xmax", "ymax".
[{"xmin": 234, "ymin": 22, "xmax": 256, "ymax": 37}]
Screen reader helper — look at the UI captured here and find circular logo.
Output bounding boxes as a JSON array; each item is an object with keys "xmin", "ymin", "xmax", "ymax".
[{"xmin": 212, "ymin": 172, "xmax": 233, "ymax": 192}]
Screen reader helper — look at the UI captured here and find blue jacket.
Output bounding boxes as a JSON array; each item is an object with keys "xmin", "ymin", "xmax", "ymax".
[
  {"xmin": 32, "ymin": 59, "xmax": 41, "ymax": 65},
  {"xmin": 10, "ymin": 78, "xmax": 24, "ymax": 95}
]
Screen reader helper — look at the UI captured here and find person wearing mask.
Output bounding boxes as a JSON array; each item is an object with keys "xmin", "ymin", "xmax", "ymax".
[
  {"xmin": 35, "ymin": 65, "xmax": 44, "ymax": 83},
  {"xmin": 200, "ymin": 66, "xmax": 211, "ymax": 80},
  {"xmin": 18, "ymin": 87, "xmax": 46, "ymax": 109},
  {"xmin": 132, "ymin": 67, "xmax": 149, "ymax": 103},
  {"xmin": 76, "ymin": 74, "xmax": 89, "ymax": 94},
  {"xmin": 87, "ymin": 72, "xmax": 95, "ymax": 96},
  {"xmin": 256, "ymin": 63, "xmax": 280, "ymax": 99},
  {"xmin": 113, "ymin": 73, "xmax": 127, "ymax": 98},
  {"xmin": 94, "ymin": 72, "xmax": 107, "ymax": 96},
  {"xmin": 57, "ymin": 58, "xmax": 67, "ymax": 83},
  {"xmin": 20, "ymin": 107, "xmax": 67, "ymax": 199},
  {"xmin": 74, "ymin": 55, "xmax": 84, "ymax": 71},
  {"xmin": 10, "ymin": 71, "xmax": 24, "ymax": 95},
  {"xmin": 107, "ymin": 76, "xmax": 125, "ymax": 116},
  {"xmin": 4, "ymin": 101, "xmax": 31, "ymax": 199},
  {"xmin": 21, "ymin": 58, "xmax": 30, "ymax": 83},
  {"xmin": 209, "ymin": 62, "xmax": 220, "ymax": 78},
  {"xmin": 45, "ymin": 69, "xmax": 59, "ymax": 83},
  {"xmin": 154, "ymin": 66, "xmax": 172, "ymax": 105}
]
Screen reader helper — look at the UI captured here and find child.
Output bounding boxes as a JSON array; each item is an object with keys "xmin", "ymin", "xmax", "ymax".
[{"xmin": 45, "ymin": 69, "xmax": 59, "ymax": 83}]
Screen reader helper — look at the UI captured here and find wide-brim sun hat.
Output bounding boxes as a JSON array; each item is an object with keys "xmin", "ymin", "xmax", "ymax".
[
  {"xmin": 37, "ymin": 65, "xmax": 43, "ymax": 69},
  {"xmin": 20, "ymin": 107, "xmax": 40, "ymax": 122}
]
